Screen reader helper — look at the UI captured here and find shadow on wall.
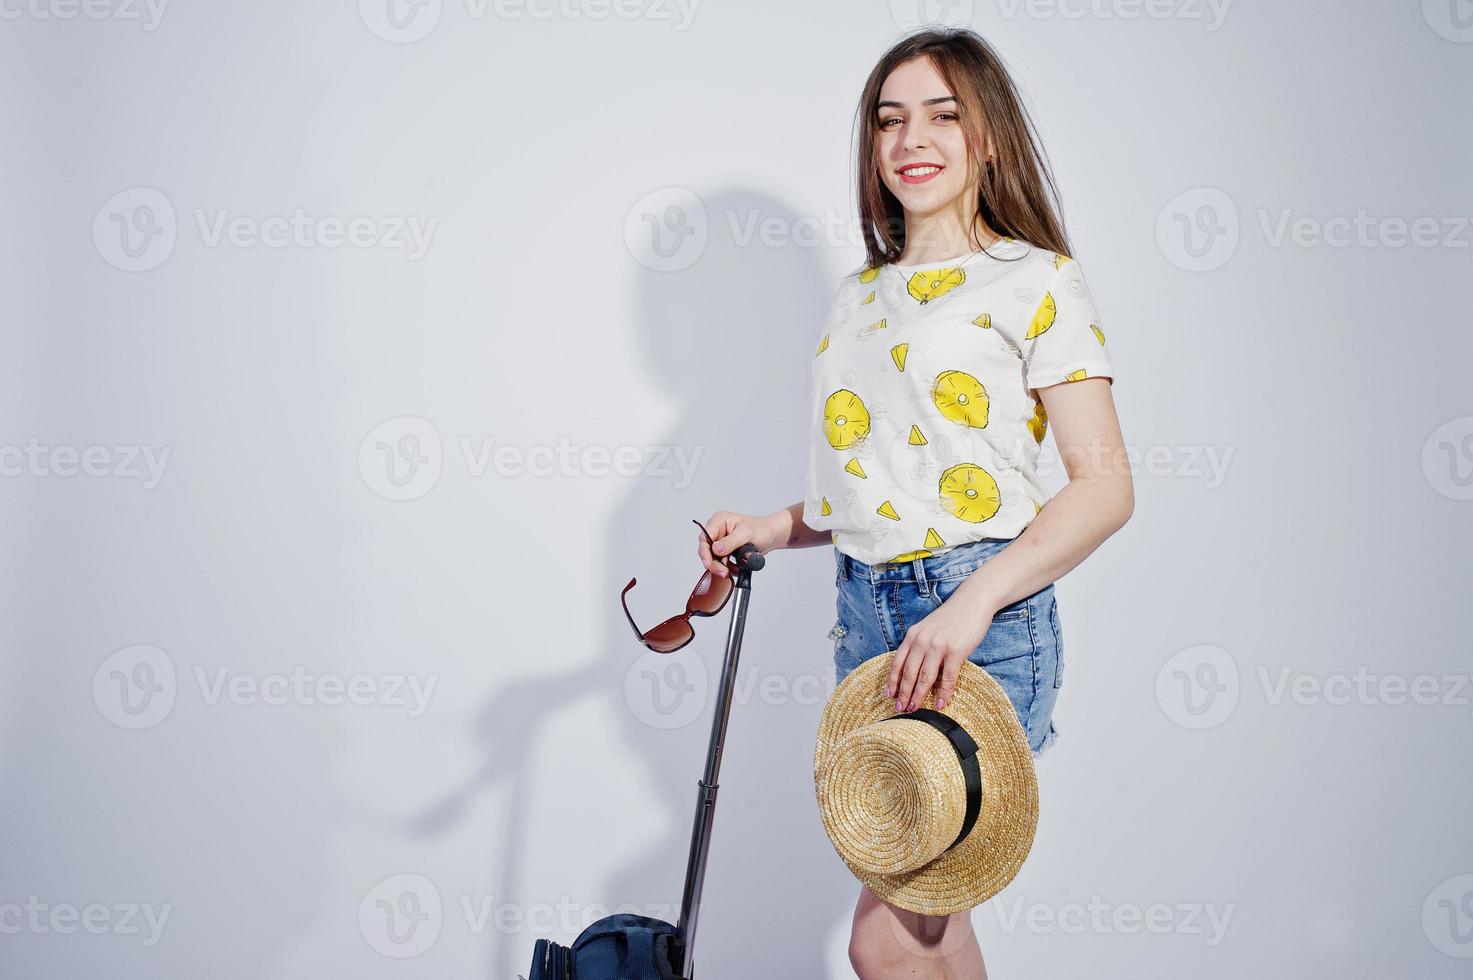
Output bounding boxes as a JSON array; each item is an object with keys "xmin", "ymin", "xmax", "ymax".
[{"xmin": 404, "ymin": 188, "xmax": 861, "ymax": 979}]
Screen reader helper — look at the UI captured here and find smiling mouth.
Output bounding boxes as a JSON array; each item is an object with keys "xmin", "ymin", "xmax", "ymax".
[{"xmin": 898, "ymin": 165, "xmax": 943, "ymax": 184}]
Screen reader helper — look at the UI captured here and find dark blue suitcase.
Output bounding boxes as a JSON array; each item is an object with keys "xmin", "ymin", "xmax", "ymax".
[
  {"xmin": 527, "ymin": 913, "xmax": 684, "ymax": 979},
  {"xmin": 524, "ymin": 544, "xmax": 764, "ymax": 980}
]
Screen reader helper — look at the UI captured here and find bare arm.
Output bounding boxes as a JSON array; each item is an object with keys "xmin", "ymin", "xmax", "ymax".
[
  {"xmin": 776, "ymin": 500, "xmax": 830, "ymax": 550},
  {"xmin": 953, "ymin": 377, "xmax": 1134, "ymax": 613}
]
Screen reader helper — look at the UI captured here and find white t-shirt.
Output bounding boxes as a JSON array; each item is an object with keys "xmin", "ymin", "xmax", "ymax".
[{"xmin": 802, "ymin": 238, "xmax": 1115, "ymax": 566}]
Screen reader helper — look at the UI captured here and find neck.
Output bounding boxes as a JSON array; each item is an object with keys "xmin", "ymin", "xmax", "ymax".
[{"xmin": 896, "ymin": 207, "xmax": 998, "ymax": 265}]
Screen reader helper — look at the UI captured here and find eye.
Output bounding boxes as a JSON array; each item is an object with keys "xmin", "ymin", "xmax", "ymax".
[
  {"xmin": 935, "ymin": 112, "xmax": 958, "ymax": 122},
  {"xmin": 879, "ymin": 116, "xmax": 902, "ymax": 128}
]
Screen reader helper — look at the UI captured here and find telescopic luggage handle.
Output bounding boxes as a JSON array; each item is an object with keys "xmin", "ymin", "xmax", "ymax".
[{"xmin": 673, "ymin": 541, "xmax": 763, "ymax": 979}]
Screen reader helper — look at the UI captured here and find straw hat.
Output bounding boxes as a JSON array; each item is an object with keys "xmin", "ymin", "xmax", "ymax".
[{"xmin": 812, "ymin": 653, "xmax": 1039, "ymax": 916}]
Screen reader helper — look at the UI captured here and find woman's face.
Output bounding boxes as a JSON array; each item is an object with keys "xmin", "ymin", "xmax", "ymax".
[{"xmin": 875, "ymin": 56, "xmax": 982, "ymax": 220}]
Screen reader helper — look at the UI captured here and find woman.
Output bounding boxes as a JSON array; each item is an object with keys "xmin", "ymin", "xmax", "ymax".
[{"xmin": 697, "ymin": 26, "xmax": 1133, "ymax": 979}]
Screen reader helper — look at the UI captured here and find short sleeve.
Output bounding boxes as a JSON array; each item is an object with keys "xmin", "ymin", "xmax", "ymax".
[{"xmin": 1021, "ymin": 257, "xmax": 1115, "ymax": 393}]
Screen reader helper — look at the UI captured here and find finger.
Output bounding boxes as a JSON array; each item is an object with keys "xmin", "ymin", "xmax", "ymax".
[
  {"xmin": 698, "ymin": 514, "xmax": 730, "ymax": 577},
  {"xmin": 907, "ymin": 650, "xmax": 943, "ymax": 711},
  {"xmin": 894, "ymin": 635, "xmax": 925, "ymax": 712},
  {"xmin": 934, "ymin": 657, "xmax": 962, "ymax": 711},
  {"xmin": 886, "ymin": 637, "xmax": 909, "ymax": 702},
  {"xmin": 712, "ymin": 529, "xmax": 750, "ymax": 564}
]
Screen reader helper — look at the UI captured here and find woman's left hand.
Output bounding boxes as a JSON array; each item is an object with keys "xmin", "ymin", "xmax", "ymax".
[{"xmin": 886, "ymin": 597, "xmax": 996, "ymax": 713}]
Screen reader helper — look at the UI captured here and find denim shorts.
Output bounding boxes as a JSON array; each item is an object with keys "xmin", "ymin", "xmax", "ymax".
[{"xmin": 829, "ymin": 537, "xmax": 1062, "ymax": 758}]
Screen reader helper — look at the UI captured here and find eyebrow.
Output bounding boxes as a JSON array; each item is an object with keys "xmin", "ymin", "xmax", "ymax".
[{"xmin": 876, "ymin": 96, "xmax": 956, "ymax": 110}]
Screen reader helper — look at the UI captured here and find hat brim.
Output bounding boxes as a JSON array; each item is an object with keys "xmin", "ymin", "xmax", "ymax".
[{"xmin": 813, "ymin": 653, "xmax": 1039, "ymax": 916}]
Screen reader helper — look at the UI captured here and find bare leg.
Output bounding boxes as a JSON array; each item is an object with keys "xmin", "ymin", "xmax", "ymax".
[{"xmin": 847, "ymin": 884, "xmax": 988, "ymax": 980}]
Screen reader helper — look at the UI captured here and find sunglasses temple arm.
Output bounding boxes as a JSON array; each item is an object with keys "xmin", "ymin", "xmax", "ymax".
[{"xmin": 620, "ymin": 580, "xmax": 648, "ymax": 642}]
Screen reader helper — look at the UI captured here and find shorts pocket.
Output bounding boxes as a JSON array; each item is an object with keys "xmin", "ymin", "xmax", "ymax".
[{"xmin": 928, "ymin": 573, "xmax": 1030, "ymax": 622}]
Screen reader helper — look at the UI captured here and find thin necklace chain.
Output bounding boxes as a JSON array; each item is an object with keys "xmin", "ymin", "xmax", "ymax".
[{"xmin": 888, "ymin": 241, "xmax": 997, "ymax": 311}]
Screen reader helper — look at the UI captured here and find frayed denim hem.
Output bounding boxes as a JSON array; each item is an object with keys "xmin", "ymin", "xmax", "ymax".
[{"xmin": 1031, "ymin": 721, "xmax": 1058, "ymax": 760}]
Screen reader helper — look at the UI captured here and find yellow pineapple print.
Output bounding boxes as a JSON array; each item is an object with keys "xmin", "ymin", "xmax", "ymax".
[
  {"xmin": 1027, "ymin": 398, "xmax": 1048, "ymax": 443},
  {"xmin": 1065, "ymin": 369, "xmax": 1087, "ymax": 381},
  {"xmin": 932, "ymin": 370, "xmax": 990, "ymax": 429},
  {"xmin": 820, "ymin": 497, "xmax": 832, "ymax": 516},
  {"xmin": 973, "ymin": 313, "xmax": 992, "ymax": 329},
  {"xmin": 1053, "ymin": 252, "xmax": 1072, "ymax": 270},
  {"xmin": 906, "ymin": 267, "xmax": 966, "ymax": 304},
  {"xmin": 844, "ymin": 458, "xmax": 867, "ymax": 479},
  {"xmin": 823, "ymin": 389, "xmax": 871, "ymax": 449},
  {"xmin": 1025, "ymin": 292, "xmax": 1056, "ymax": 339},
  {"xmin": 908, "ymin": 424, "xmax": 927, "ymax": 446},
  {"xmin": 939, "ymin": 463, "xmax": 1002, "ymax": 524},
  {"xmin": 1090, "ymin": 323, "xmax": 1106, "ymax": 345},
  {"xmin": 814, "ymin": 334, "xmax": 829, "ymax": 356},
  {"xmin": 861, "ymin": 290, "xmax": 876, "ymax": 304},
  {"xmin": 890, "ymin": 549, "xmax": 933, "ymax": 562},
  {"xmin": 859, "ymin": 266, "xmax": 880, "ymax": 283},
  {"xmin": 890, "ymin": 344, "xmax": 908, "ymax": 371},
  {"xmin": 876, "ymin": 500, "xmax": 900, "ymax": 521}
]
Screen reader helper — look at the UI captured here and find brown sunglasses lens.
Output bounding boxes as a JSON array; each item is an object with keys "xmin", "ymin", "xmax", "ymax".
[
  {"xmin": 688, "ymin": 569, "xmax": 732, "ymax": 615},
  {"xmin": 644, "ymin": 617, "xmax": 695, "ymax": 653}
]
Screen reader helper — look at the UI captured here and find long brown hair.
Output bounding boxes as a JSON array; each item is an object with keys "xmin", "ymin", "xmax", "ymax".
[{"xmin": 854, "ymin": 27, "xmax": 1073, "ymax": 267}]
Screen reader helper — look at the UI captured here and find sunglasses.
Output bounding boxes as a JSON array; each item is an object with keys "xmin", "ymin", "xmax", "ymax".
[{"xmin": 621, "ymin": 519, "xmax": 742, "ymax": 654}]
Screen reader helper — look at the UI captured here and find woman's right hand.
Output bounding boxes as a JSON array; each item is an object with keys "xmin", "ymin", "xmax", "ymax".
[{"xmin": 697, "ymin": 510, "xmax": 790, "ymax": 578}]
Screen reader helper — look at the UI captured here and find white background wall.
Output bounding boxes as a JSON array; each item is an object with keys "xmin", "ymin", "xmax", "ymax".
[{"xmin": 2, "ymin": 1, "xmax": 1471, "ymax": 978}]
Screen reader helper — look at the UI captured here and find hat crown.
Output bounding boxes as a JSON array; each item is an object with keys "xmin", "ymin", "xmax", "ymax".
[{"xmin": 817, "ymin": 720, "xmax": 972, "ymax": 875}]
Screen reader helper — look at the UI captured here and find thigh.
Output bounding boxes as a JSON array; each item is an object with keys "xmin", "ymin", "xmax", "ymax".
[{"xmin": 850, "ymin": 884, "xmax": 977, "ymax": 964}]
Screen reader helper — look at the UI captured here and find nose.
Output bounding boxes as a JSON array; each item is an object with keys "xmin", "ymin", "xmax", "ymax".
[{"xmin": 900, "ymin": 117, "xmax": 930, "ymax": 154}]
